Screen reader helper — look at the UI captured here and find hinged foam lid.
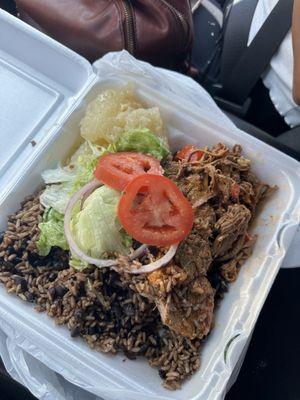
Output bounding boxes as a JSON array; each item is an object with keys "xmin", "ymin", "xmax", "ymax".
[{"xmin": 0, "ymin": 10, "xmax": 94, "ymax": 190}]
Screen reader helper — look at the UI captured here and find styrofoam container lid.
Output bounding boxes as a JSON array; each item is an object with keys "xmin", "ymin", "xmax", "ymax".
[{"xmin": 0, "ymin": 9, "xmax": 94, "ymax": 195}]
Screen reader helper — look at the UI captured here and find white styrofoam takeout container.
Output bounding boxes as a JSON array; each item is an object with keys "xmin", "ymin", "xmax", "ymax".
[{"xmin": 0, "ymin": 9, "xmax": 300, "ymax": 400}]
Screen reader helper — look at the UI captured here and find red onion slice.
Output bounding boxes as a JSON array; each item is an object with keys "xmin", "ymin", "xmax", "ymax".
[
  {"xmin": 125, "ymin": 244, "xmax": 178, "ymax": 274},
  {"xmin": 80, "ymin": 183, "xmax": 99, "ymax": 210},
  {"xmin": 64, "ymin": 180, "xmax": 148, "ymax": 268}
]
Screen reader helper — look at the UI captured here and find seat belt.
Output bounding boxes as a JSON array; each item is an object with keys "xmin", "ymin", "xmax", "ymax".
[
  {"xmin": 217, "ymin": 0, "xmax": 293, "ymax": 113},
  {"xmin": 220, "ymin": 0, "xmax": 259, "ymax": 85}
]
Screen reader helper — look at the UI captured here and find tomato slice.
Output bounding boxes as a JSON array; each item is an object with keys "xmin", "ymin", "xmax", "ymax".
[
  {"xmin": 94, "ymin": 152, "xmax": 163, "ymax": 191},
  {"xmin": 118, "ymin": 174, "xmax": 194, "ymax": 246},
  {"xmin": 175, "ymin": 145, "xmax": 204, "ymax": 162}
]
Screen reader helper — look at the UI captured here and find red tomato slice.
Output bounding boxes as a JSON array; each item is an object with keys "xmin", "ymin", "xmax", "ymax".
[
  {"xmin": 175, "ymin": 145, "xmax": 204, "ymax": 162},
  {"xmin": 118, "ymin": 174, "xmax": 194, "ymax": 246},
  {"xmin": 94, "ymin": 152, "xmax": 163, "ymax": 191}
]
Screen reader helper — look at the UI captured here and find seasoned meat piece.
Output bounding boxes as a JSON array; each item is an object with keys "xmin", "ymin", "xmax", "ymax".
[
  {"xmin": 147, "ymin": 263, "xmax": 188, "ymax": 298},
  {"xmin": 239, "ymin": 181, "xmax": 255, "ymax": 208},
  {"xmin": 176, "ymin": 233, "xmax": 212, "ymax": 277},
  {"xmin": 192, "ymin": 204, "xmax": 216, "ymax": 238},
  {"xmin": 137, "ymin": 265, "xmax": 214, "ymax": 339},
  {"xmin": 163, "ymin": 159, "xmax": 182, "ymax": 182},
  {"xmin": 232, "ymin": 144, "xmax": 243, "ymax": 156},
  {"xmin": 130, "ymin": 263, "xmax": 188, "ymax": 302},
  {"xmin": 175, "ymin": 205, "xmax": 215, "ymax": 277},
  {"xmin": 219, "ymin": 259, "xmax": 239, "ymax": 283},
  {"xmin": 219, "ymin": 232, "xmax": 257, "ymax": 282},
  {"xmin": 122, "ymin": 144, "xmax": 274, "ymax": 345},
  {"xmin": 181, "ymin": 165, "xmax": 217, "ymax": 207},
  {"xmin": 209, "ymin": 142, "xmax": 229, "ymax": 159},
  {"xmin": 236, "ymin": 232, "xmax": 257, "ymax": 262},
  {"xmin": 156, "ymin": 276, "xmax": 214, "ymax": 339},
  {"xmin": 217, "ymin": 233, "xmax": 246, "ymax": 262},
  {"xmin": 214, "ymin": 173, "xmax": 232, "ymax": 203},
  {"xmin": 164, "ymin": 160, "xmax": 217, "ymax": 207},
  {"xmin": 212, "ymin": 204, "xmax": 251, "ymax": 259}
]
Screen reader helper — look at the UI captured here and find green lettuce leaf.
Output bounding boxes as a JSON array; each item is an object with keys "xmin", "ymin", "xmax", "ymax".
[
  {"xmin": 38, "ymin": 129, "xmax": 166, "ymax": 258},
  {"xmin": 37, "ymin": 208, "xmax": 69, "ymax": 256},
  {"xmin": 70, "ymin": 185, "xmax": 131, "ymax": 259},
  {"xmin": 112, "ymin": 128, "xmax": 169, "ymax": 160},
  {"xmin": 69, "ymin": 253, "xmax": 89, "ymax": 271},
  {"xmin": 40, "ymin": 141, "xmax": 106, "ymax": 214}
]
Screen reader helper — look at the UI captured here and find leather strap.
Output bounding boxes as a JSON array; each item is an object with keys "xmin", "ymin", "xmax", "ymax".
[{"xmin": 220, "ymin": 0, "xmax": 293, "ymax": 105}]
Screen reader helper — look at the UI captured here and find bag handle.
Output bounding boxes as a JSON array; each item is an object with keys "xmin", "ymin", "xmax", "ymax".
[{"xmin": 219, "ymin": 0, "xmax": 293, "ymax": 106}]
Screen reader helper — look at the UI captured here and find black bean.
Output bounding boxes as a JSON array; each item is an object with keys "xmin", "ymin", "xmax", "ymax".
[
  {"xmin": 183, "ymin": 338, "xmax": 191, "ymax": 350},
  {"xmin": 74, "ymin": 309, "xmax": 85, "ymax": 320},
  {"xmin": 6, "ymin": 246, "xmax": 14, "ymax": 255},
  {"xmin": 87, "ymin": 326, "xmax": 98, "ymax": 335},
  {"xmin": 55, "ymin": 285, "xmax": 67, "ymax": 298},
  {"xmin": 12, "ymin": 275, "xmax": 27, "ymax": 291},
  {"xmin": 2, "ymin": 261, "xmax": 15, "ymax": 270},
  {"xmin": 48, "ymin": 272, "xmax": 57, "ymax": 282},
  {"xmin": 139, "ymin": 255, "xmax": 149, "ymax": 264},
  {"xmin": 154, "ymin": 333, "xmax": 162, "ymax": 346},
  {"xmin": 139, "ymin": 343, "xmax": 148, "ymax": 353},
  {"xmin": 132, "ymin": 240, "xmax": 142, "ymax": 250},
  {"xmin": 11, "ymin": 257, "xmax": 23, "ymax": 265},
  {"xmin": 31, "ymin": 259, "xmax": 42, "ymax": 268},
  {"xmin": 48, "ymin": 287, "xmax": 56, "ymax": 300},
  {"xmin": 111, "ymin": 303, "xmax": 122, "ymax": 319},
  {"xmin": 148, "ymin": 246, "xmax": 159, "ymax": 257},
  {"xmin": 52, "ymin": 261, "xmax": 67, "ymax": 271},
  {"xmin": 26, "ymin": 292, "xmax": 35, "ymax": 302},
  {"xmin": 220, "ymin": 280, "xmax": 228, "ymax": 292},
  {"xmin": 15, "ymin": 249, "xmax": 24, "ymax": 257},
  {"xmin": 123, "ymin": 349, "xmax": 136, "ymax": 360},
  {"xmin": 125, "ymin": 320, "xmax": 132, "ymax": 330},
  {"xmin": 70, "ymin": 325, "xmax": 81, "ymax": 337},
  {"xmin": 208, "ymin": 273, "xmax": 222, "ymax": 290},
  {"xmin": 159, "ymin": 369, "xmax": 167, "ymax": 379},
  {"xmin": 76, "ymin": 281, "xmax": 85, "ymax": 296},
  {"xmin": 114, "ymin": 319, "xmax": 122, "ymax": 332},
  {"xmin": 124, "ymin": 304, "xmax": 134, "ymax": 317}
]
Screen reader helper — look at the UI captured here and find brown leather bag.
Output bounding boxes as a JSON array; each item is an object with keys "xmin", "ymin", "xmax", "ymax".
[{"xmin": 15, "ymin": 0, "xmax": 193, "ymax": 69}]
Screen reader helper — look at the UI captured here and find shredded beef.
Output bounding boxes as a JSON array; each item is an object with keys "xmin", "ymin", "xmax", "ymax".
[
  {"xmin": 158, "ymin": 143, "xmax": 276, "ymax": 339},
  {"xmin": 212, "ymin": 204, "xmax": 251, "ymax": 259}
]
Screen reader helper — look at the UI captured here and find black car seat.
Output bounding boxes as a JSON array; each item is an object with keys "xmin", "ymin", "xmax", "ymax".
[
  {"xmin": 191, "ymin": 0, "xmax": 300, "ymax": 161},
  {"xmin": 277, "ymin": 127, "xmax": 300, "ymax": 154},
  {"xmin": 227, "ymin": 113, "xmax": 300, "ymax": 161}
]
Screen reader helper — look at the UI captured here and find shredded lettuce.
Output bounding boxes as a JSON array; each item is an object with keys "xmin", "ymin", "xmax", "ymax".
[
  {"xmin": 38, "ymin": 128, "xmax": 167, "ymax": 258},
  {"xmin": 40, "ymin": 130, "xmax": 168, "ymax": 216},
  {"xmin": 69, "ymin": 254, "xmax": 89, "ymax": 271},
  {"xmin": 40, "ymin": 141, "xmax": 106, "ymax": 214},
  {"xmin": 39, "ymin": 184, "xmax": 73, "ymax": 215},
  {"xmin": 38, "ymin": 142, "xmax": 106, "ymax": 255},
  {"xmin": 111, "ymin": 128, "xmax": 169, "ymax": 160},
  {"xmin": 37, "ymin": 208, "xmax": 69, "ymax": 256},
  {"xmin": 70, "ymin": 186, "xmax": 131, "ymax": 259}
]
